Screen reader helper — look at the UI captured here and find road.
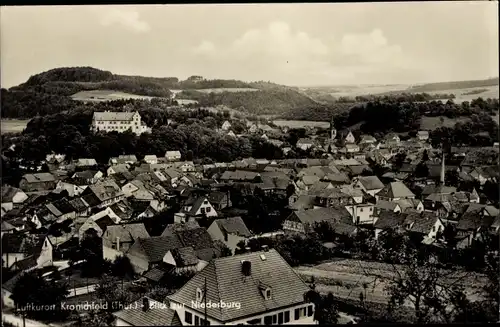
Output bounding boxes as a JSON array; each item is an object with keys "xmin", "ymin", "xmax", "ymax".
[{"xmin": 2, "ymin": 312, "xmax": 50, "ymax": 327}]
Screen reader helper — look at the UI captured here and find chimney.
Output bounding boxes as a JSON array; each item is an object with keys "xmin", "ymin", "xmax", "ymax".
[
  {"xmin": 241, "ymin": 260, "xmax": 252, "ymax": 276},
  {"xmin": 440, "ymin": 151, "xmax": 445, "ymax": 186},
  {"xmin": 261, "ymin": 245, "xmax": 269, "ymax": 252},
  {"xmin": 116, "ymin": 237, "xmax": 120, "ymax": 251},
  {"xmin": 142, "ymin": 298, "xmax": 150, "ymax": 312}
]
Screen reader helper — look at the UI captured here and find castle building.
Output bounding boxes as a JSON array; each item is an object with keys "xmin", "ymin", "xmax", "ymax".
[{"xmin": 91, "ymin": 111, "xmax": 151, "ymax": 136}]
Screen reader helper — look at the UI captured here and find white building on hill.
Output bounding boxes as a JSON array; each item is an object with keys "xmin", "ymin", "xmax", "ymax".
[{"xmin": 92, "ymin": 111, "xmax": 151, "ymax": 135}]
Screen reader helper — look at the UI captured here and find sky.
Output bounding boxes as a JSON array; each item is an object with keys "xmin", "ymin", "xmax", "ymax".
[{"xmin": 1, "ymin": 2, "xmax": 498, "ymax": 88}]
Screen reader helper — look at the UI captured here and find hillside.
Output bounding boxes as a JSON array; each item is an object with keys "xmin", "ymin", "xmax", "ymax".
[
  {"xmin": 408, "ymin": 78, "xmax": 499, "ymax": 93},
  {"xmin": 176, "ymin": 88, "xmax": 323, "ymax": 115},
  {"xmin": 1, "ymin": 67, "xmax": 301, "ymax": 118}
]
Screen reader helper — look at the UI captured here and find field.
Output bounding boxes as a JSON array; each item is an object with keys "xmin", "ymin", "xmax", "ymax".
[
  {"xmin": 419, "ymin": 116, "xmax": 471, "ymax": 130},
  {"xmin": 302, "ymin": 84, "xmax": 499, "ymax": 103},
  {"xmin": 71, "ymin": 90, "xmax": 156, "ymax": 102},
  {"xmin": 196, "ymin": 88, "xmax": 259, "ymax": 94},
  {"xmin": 273, "ymin": 120, "xmax": 330, "ymax": 128},
  {"xmin": 1, "ymin": 119, "xmax": 30, "ymax": 134}
]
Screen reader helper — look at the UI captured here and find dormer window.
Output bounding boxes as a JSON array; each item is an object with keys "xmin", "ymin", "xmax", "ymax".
[
  {"xmin": 265, "ymin": 288, "xmax": 272, "ymax": 300},
  {"xmin": 196, "ymin": 288, "xmax": 204, "ymax": 302}
]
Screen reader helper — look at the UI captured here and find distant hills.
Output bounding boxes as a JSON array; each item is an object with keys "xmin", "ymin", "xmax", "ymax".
[{"xmin": 407, "ymin": 77, "xmax": 499, "ymax": 93}]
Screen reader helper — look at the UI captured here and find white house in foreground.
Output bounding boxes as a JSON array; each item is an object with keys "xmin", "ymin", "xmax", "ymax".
[
  {"xmin": 92, "ymin": 111, "xmax": 151, "ymax": 136},
  {"xmin": 167, "ymin": 249, "xmax": 316, "ymax": 325}
]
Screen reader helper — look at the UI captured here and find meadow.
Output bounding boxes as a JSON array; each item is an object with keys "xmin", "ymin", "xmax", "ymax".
[
  {"xmin": 71, "ymin": 90, "xmax": 156, "ymax": 102},
  {"xmin": 1, "ymin": 119, "xmax": 30, "ymax": 134},
  {"xmin": 273, "ymin": 120, "xmax": 330, "ymax": 129}
]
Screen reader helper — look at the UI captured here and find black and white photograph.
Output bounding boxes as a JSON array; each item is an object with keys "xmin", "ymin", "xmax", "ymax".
[{"xmin": 1, "ymin": 2, "xmax": 499, "ymax": 326}]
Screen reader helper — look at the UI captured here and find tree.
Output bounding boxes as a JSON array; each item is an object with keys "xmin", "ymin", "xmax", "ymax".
[
  {"xmin": 384, "ymin": 238, "xmax": 477, "ymax": 323},
  {"xmin": 110, "ymin": 256, "xmax": 135, "ymax": 279},
  {"xmin": 11, "ymin": 271, "xmax": 70, "ymax": 321},
  {"xmin": 213, "ymin": 240, "xmax": 233, "ymax": 257}
]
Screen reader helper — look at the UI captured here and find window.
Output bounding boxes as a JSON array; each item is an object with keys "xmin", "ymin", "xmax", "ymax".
[
  {"xmin": 370, "ymin": 207, "xmax": 373, "ymax": 212},
  {"xmin": 278, "ymin": 312, "xmax": 284, "ymax": 324},
  {"xmin": 247, "ymin": 318, "xmax": 262, "ymax": 325},
  {"xmin": 200, "ymin": 208, "xmax": 206, "ymax": 214},
  {"xmin": 360, "ymin": 208, "xmax": 363, "ymax": 212},
  {"xmin": 196, "ymin": 288, "xmax": 204, "ymax": 302},
  {"xmin": 264, "ymin": 316, "xmax": 273, "ymax": 325},
  {"xmin": 185, "ymin": 312, "xmax": 193, "ymax": 324},
  {"xmin": 194, "ymin": 316, "xmax": 200, "ymax": 326},
  {"xmin": 307, "ymin": 305, "xmax": 314, "ymax": 317},
  {"xmin": 203, "ymin": 200, "xmax": 209, "ymax": 205},
  {"xmin": 272, "ymin": 315, "xmax": 277, "ymax": 324},
  {"xmin": 432, "ymin": 226, "xmax": 436, "ymax": 232},
  {"xmin": 284, "ymin": 311, "xmax": 290, "ymax": 323},
  {"xmin": 295, "ymin": 307, "xmax": 306, "ymax": 320},
  {"xmin": 206, "ymin": 207, "xmax": 211, "ymax": 213},
  {"xmin": 265, "ymin": 289, "xmax": 272, "ymax": 300}
]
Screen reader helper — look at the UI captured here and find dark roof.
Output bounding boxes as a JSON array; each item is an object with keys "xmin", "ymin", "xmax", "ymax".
[
  {"xmin": 129, "ymin": 236, "xmax": 183, "ymax": 263},
  {"xmin": 95, "ymin": 216, "xmax": 116, "ymax": 231},
  {"xmin": 215, "ymin": 217, "xmax": 252, "ymax": 238},
  {"xmin": 170, "ymin": 247, "xmax": 199, "ymax": 266},
  {"xmin": 287, "ymin": 207, "xmax": 351, "ymax": 226},
  {"xmin": 1, "ymin": 233, "xmax": 47, "ymax": 254},
  {"xmin": 374, "ymin": 211, "xmax": 407, "ymax": 230},
  {"xmin": 113, "ymin": 297, "xmax": 181, "ymax": 326},
  {"xmin": 357, "ymin": 176, "xmax": 384, "ymax": 190},
  {"xmin": 175, "ymin": 227, "xmax": 214, "ymax": 251},
  {"xmin": 404, "ymin": 212, "xmax": 440, "ymax": 234},
  {"xmin": 69, "ymin": 197, "xmax": 89, "ymax": 212},
  {"xmin": 457, "ymin": 214, "xmax": 495, "ymax": 232},
  {"xmin": 1, "ymin": 185, "xmax": 24, "ymax": 202},
  {"xmin": 47, "ymin": 198, "xmax": 75, "ymax": 215},
  {"xmin": 2, "ymin": 272, "xmax": 23, "ymax": 292},
  {"xmin": 143, "ymin": 267, "xmax": 168, "ymax": 282},
  {"xmin": 377, "ymin": 182, "xmax": 415, "ymax": 199},
  {"xmin": 161, "ymin": 221, "xmax": 201, "ymax": 237},
  {"xmin": 10, "ymin": 255, "xmax": 37, "ymax": 271},
  {"xmin": 167, "ymin": 249, "xmax": 310, "ymax": 322}
]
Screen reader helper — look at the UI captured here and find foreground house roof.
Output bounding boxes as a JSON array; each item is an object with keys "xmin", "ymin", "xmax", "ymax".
[{"xmin": 167, "ymin": 249, "xmax": 310, "ymax": 322}]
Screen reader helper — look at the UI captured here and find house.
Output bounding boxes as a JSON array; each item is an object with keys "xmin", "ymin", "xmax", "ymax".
[
  {"xmin": 107, "ymin": 164, "xmax": 131, "ymax": 176},
  {"xmin": 72, "ymin": 170, "xmax": 103, "ymax": 185},
  {"xmin": 469, "ymin": 166, "xmax": 499, "ymax": 185},
  {"xmin": 19, "ymin": 173, "xmax": 57, "ymax": 192},
  {"xmin": 92, "ymin": 111, "xmax": 150, "ymax": 135},
  {"xmin": 417, "ymin": 131, "xmax": 429, "ymax": 141},
  {"xmin": 221, "ymin": 120, "xmax": 232, "ymax": 131},
  {"xmin": 126, "ymin": 236, "xmax": 184, "ymax": 274},
  {"xmin": 344, "ymin": 203, "xmax": 375, "ymax": 225},
  {"xmin": 341, "ymin": 130, "xmax": 356, "ymax": 144},
  {"xmin": 163, "ymin": 247, "xmax": 208, "ymax": 273},
  {"xmin": 81, "ymin": 179, "xmax": 124, "ymax": 208},
  {"xmin": 403, "ymin": 212, "xmax": 444, "ymax": 240},
  {"xmin": 394, "ymin": 198, "xmax": 425, "ymax": 213},
  {"xmin": 55, "ymin": 180, "xmax": 88, "ymax": 197},
  {"xmin": 44, "ymin": 198, "xmax": 77, "ymax": 223},
  {"xmin": 165, "ymin": 151, "xmax": 182, "ymax": 162},
  {"xmin": 375, "ymin": 200, "xmax": 402, "ymax": 214},
  {"xmin": 103, "ymin": 223, "xmax": 150, "ymax": 261},
  {"xmin": 113, "ymin": 297, "xmax": 182, "ymax": 326},
  {"xmin": 283, "ymin": 206, "xmax": 352, "ymax": 234},
  {"xmin": 354, "ymin": 176, "xmax": 384, "ymax": 196},
  {"xmin": 207, "ymin": 191, "xmax": 232, "ymax": 211},
  {"xmin": 1, "ymin": 234, "xmax": 53, "ymax": 270},
  {"xmin": 69, "ymin": 197, "xmax": 90, "ymax": 217},
  {"xmin": 167, "ymin": 249, "xmax": 316, "ymax": 325},
  {"xmin": 296, "ymin": 138, "xmax": 315, "ymax": 151},
  {"xmin": 359, "ymin": 135, "xmax": 377, "ymax": 144},
  {"xmin": 373, "ymin": 211, "xmax": 407, "ymax": 239},
  {"xmin": 1, "ymin": 221, "xmax": 16, "ymax": 237},
  {"xmin": 1, "ymin": 186, "xmax": 28, "ymax": 212},
  {"xmin": 143, "ymin": 155, "xmax": 158, "ymax": 165},
  {"xmin": 384, "ymin": 133, "xmax": 401, "ymax": 144},
  {"xmin": 344, "ymin": 144, "xmax": 360, "ymax": 153},
  {"xmin": 208, "ymin": 217, "xmax": 252, "ymax": 253},
  {"xmin": 75, "ymin": 158, "xmax": 98, "ymax": 168},
  {"xmin": 78, "ymin": 215, "xmax": 116, "ymax": 241},
  {"xmin": 375, "ymin": 182, "xmax": 415, "ymax": 202},
  {"xmin": 109, "ymin": 155, "xmax": 138, "ymax": 166},
  {"xmin": 182, "ymin": 197, "xmax": 218, "ymax": 218}
]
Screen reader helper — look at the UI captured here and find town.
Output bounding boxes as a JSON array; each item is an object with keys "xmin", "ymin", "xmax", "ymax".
[{"xmin": 1, "ymin": 3, "xmax": 499, "ymax": 327}]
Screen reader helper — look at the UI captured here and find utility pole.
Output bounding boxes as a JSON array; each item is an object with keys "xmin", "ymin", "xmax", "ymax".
[{"xmin": 204, "ymin": 277, "xmax": 208, "ymax": 326}]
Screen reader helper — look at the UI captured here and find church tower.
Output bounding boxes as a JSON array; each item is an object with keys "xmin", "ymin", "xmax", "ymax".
[{"xmin": 330, "ymin": 116, "xmax": 337, "ymax": 141}]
